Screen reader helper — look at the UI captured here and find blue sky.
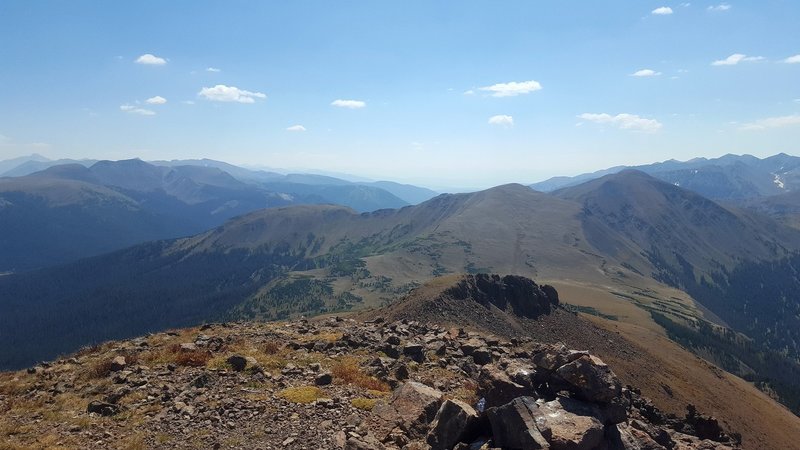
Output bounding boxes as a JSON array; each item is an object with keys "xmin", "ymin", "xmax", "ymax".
[{"xmin": 0, "ymin": 1, "xmax": 798, "ymax": 189}]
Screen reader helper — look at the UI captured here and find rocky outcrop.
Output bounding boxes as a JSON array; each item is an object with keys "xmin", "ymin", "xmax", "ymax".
[
  {"xmin": 0, "ymin": 315, "xmax": 739, "ymax": 449},
  {"xmin": 442, "ymin": 273, "xmax": 560, "ymax": 319}
]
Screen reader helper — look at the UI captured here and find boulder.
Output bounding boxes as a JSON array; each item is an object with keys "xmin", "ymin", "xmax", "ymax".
[
  {"xmin": 87, "ymin": 400, "xmax": 123, "ymax": 416},
  {"xmin": 536, "ymin": 398, "xmax": 605, "ymax": 450},
  {"xmin": 460, "ymin": 338, "xmax": 484, "ymax": 356},
  {"xmin": 486, "ymin": 397, "xmax": 549, "ymax": 449},
  {"xmin": 426, "ymin": 399, "xmax": 479, "ymax": 450},
  {"xmin": 371, "ymin": 382, "xmax": 444, "ymax": 440},
  {"xmin": 315, "ymin": 372, "xmax": 333, "ymax": 386},
  {"xmin": 179, "ymin": 343, "xmax": 197, "ymax": 351},
  {"xmin": 109, "ymin": 356, "xmax": 127, "ymax": 372},
  {"xmin": 472, "ymin": 348, "xmax": 493, "ymax": 365},
  {"xmin": 555, "ymin": 354, "xmax": 621, "ymax": 403},
  {"xmin": 402, "ymin": 343, "xmax": 425, "ymax": 363},
  {"xmin": 478, "ymin": 364, "xmax": 530, "ymax": 408},
  {"xmin": 609, "ymin": 423, "xmax": 667, "ymax": 450},
  {"xmin": 226, "ymin": 355, "xmax": 248, "ymax": 372},
  {"xmin": 532, "ymin": 346, "xmax": 587, "ymax": 372}
]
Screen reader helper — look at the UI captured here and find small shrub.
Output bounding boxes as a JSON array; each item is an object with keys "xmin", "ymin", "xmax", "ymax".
[
  {"xmin": 277, "ymin": 386, "xmax": 325, "ymax": 404},
  {"xmin": 331, "ymin": 357, "xmax": 390, "ymax": 392},
  {"xmin": 263, "ymin": 340, "xmax": 281, "ymax": 355},
  {"xmin": 164, "ymin": 344, "xmax": 211, "ymax": 367},
  {"xmin": 88, "ymin": 359, "xmax": 116, "ymax": 379},
  {"xmin": 351, "ymin": 397, "xmax": 378, "ymax": 411},
  {"xmin": 173, "ymin": 350, "xmax": 210, "ymax": 367}
]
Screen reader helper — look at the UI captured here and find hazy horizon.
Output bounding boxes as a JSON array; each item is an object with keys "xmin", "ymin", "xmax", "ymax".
[{"xmin": 1, "ymin": 1, "xmax": 798, "ymax": 188}]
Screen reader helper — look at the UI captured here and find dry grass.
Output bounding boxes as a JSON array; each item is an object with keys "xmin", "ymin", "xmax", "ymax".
[
  {"xmin": 331, "ymin": 357, "xmax": 390, "ymax": 392},
  {"xmin": 86, "ymin": 350, "xmax": 140, "ymax": 378},
  {"xmin": 121, "ymin": 434, "xmax": 147, "ymax": 450},
  {"xmin": 263, "ymin": 340, "xmax": 281, "ymax": 355},
  {"xmin": 277, "ymin": 386, "xmax": 325, "ymax": 404},
  {"xmin": 449, "ymin": 380, "xmax": 479, "ymax": 406},
  {"xmin": 351, "ymin": 397, "xmax": 378, "ymax": 410},
  {"xmin": 0, "ymin": 376, "xmax": 35, "ymax": 396}
]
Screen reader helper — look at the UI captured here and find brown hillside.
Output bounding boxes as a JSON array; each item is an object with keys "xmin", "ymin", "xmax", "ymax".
[{"xmin": 365, "ymin": 274, "xmax": 800, "ymax": 450}]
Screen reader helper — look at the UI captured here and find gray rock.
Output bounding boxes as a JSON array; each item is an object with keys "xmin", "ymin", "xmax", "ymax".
[
  {"xmin": 478, "ymin": 364, "xmax": 530, "ymax": 408},
  {"xmin": 402, "ymin": 343, "xmax": 425, "ymax": 363},
  {"xmin": 536, "ymin": 398, "xmax": 605, "ymax": 450},
  {"xmin": 471, "ymin": 348, "xmax": 493, "ymax": 365},
  {"xmin": 426, "ymin": 399, "xmax": 479, "ymax": 450},
  {"xmin": 226, "ymin": 355, "xmax": 248, "ymax": 372},
  {"xmin": 315, "ymin": 372, "xmax": 333, "ymax": 386},
  {"xmin": 371, "ymin": 381, "xmax": 444, "ymax": 440},
  {"xmin": 87, "ymin": 400, "xmax": 123, "ymax": 416},
  {"xmin": 486, "ymin": 397, "xmax": 549, "ymax": 449},
  {"xmin": 109, "ymin": 356, "xmax": 127, "ymax": 372},
  {"xmin": 555, "ymin": 355, "xmax": 621, "ymax": 403}
]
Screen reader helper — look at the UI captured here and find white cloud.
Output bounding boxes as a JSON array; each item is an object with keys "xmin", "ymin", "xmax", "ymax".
[
  {"xmin": 463, "ymin": 89, "xmax": 475, "ymax": 95},
  {"xmin": 652, "ymin": 6, "xmax": 673, "ymax": 15},
  {"xmin": 135, "ymin": 53, "xmax": 167, "ymax": 65},
  {"xmin": 740, "ymin": 115, "xmax": 800, "ymax": 131},
  {"xmin": 331, "ymin": 99, "xmax": 366, "ymax": 109},
  {"xmin": 488, "ymin": 115, "xmax": 514, "ymax": 127},
  {"xmin": 286, "ymin": 125, "xmax": 307, "ymax": 132},
  {"xmin": 120, "ymin": 104, "xmax": 156, "ymax": 116},
  {"xmin": 707, "ymin": 4, "xmax": 731, "ymax": 11},
  {"xmin": 198, "ymin": 85, "xmax": 266, "ymax": 103},
  {"xmin": 578, "ymin": 113, "xmax": 662, "ymax": 132},
  {"xmin": 206, "ymin": 67, "xmax": 221, "ymax": 72},
  {"xmin": 145, "ymin": 96, "xmax": 167, "ymax": 105},
  {"xmin": 711, "ymin": 53, "xmax": 765, "ymax": 66},
  {"xmin": 182, "ymin": 100, "xmax": 196, "ymax": 105},
  {"xmin": 680, "ymin": 2, "xmax": 691, "ymax": 7},
  {"xmin": 784, "ymin": 55, "xmax": 800, "ymax": 64},
  {"xmin": 630, "ymin": 69, "xmax": 661, "ymax": 77},
  {"xmin": 478, "ymin": 80, "xmax": 542, "ymax": 97}
]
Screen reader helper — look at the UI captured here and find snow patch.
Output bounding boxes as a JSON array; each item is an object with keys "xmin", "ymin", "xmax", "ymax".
[{"xmin": 773, "ymin": 173, "xmax": 785, "ymax": 189}]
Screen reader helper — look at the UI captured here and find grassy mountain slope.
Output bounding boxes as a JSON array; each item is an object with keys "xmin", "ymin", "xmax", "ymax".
[{"xmin": 3, "ymin": 173, "xmax": 800, "ymax": 416}]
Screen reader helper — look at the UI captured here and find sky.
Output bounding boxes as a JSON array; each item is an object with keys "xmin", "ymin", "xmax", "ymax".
[{"xmin": 0, "ymin": 1, "xmax": 799, "ymax": 189}]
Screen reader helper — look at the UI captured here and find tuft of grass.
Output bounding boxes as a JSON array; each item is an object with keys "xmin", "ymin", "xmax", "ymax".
[
  {"xmin": 86, "ymin": 351, "xmax": 140, "ymax": 378},
  {"xmin": 277, "ymin": 386, "xmax": 325, "ymax": 404},
  {"xmin": 122, "ymin": 434, "xmax": 147, "ymax": 450},
  {"xmin": 0, "ymin": 377, "xmax": 35, "ymax": 396},
  {"xmin": 263, "ymin": 340, "xmax": 281, "ymax": 355},
  {"xmin": 88, "ymin": 359, "xmax": 116, "ymax": 378},
  {"xmin": 350, "ymin": 397, "xmax": 378, "ymax": 410},
  {"xmin": 168, "ymin": 344, "xmax": 211, "ymax": 367},
  {"xmin": 449, "ymin": 380, "xmax": 480, "ymax": 406},
  {"xmin": 331, "ymin": 357, "xmax": 390, "ymax": 392}
]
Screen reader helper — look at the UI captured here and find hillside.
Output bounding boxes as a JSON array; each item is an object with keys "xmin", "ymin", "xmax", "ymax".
[
  {"xmin": 0, "ymin": 177, "xmax": 191, "ymax": 272},
  {"xmin": 4, "ymin": 275, "xmax": 786, "ymax": 449},
  {"xmin": 739, "ymin": 190, "xmax": 800, "ymax": 229}
]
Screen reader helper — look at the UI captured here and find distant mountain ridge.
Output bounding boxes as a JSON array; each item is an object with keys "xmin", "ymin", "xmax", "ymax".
[
  {"xmin": 2, "ymin": 155, "xmax": 439, "ymax": 205},
  {"xmin": 531, "ymin": 153, "xmax": 800, "ymax": 200},
  {"xmin": 0, "ymin": 157, "xmax": 436, "ymax": 272}
]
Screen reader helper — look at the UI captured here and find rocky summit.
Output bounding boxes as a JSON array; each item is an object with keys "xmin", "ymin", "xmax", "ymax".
[{"xmin": 0, "ymin": 310, "xmax": 738, "ymax": 449}]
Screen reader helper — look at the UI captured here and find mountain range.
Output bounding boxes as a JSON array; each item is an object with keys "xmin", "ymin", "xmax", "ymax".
[
  {"xmin": 0, "ymin": 156, "xmax": 438, "ymax": 272},
  {"xmin": 3, "ymin": 166, "xmax": 800, "ymax": 416},
  {"xmin": 3, "ymin": 152, "xmax": 800, "ymax": 428},
  {"xmin": 532, "ymin": 152, "xmax": 800, "ymax": 199}
]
